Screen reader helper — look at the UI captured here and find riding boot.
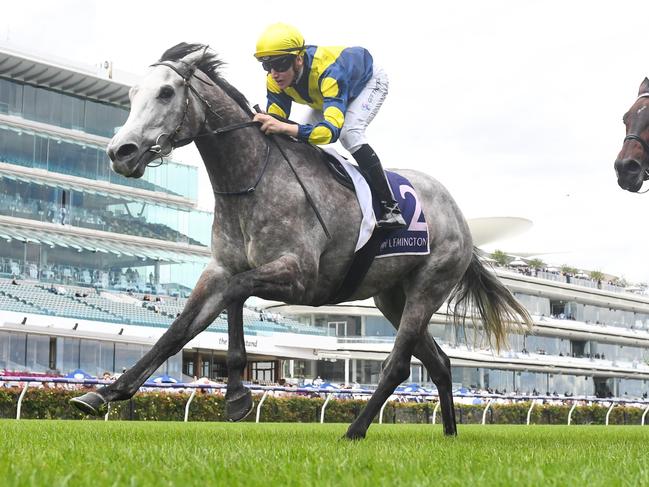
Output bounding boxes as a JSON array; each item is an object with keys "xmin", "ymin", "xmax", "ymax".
[{"xmin": 352, "ymin": 144, "xmax": 407, "ymax": 230}]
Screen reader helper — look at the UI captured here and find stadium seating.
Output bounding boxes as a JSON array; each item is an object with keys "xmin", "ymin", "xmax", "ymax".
[{"xmin": 0, "ymin": 278, "xmax": 325, "ymax": 336}]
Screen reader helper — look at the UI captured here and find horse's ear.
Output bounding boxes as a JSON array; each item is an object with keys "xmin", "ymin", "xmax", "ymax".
[
  {"xmin": 182, "ymin": 45, "xmax": 210, "ymax": 69},
  {"xmin": 639, "ymin": 77, "xmax": 649, "ymax": 95}
]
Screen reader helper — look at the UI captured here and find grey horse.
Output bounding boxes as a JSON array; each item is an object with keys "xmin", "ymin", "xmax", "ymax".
[{"xmin": 71, "ymin": 43, "xmax": 532, "ymax": 439}]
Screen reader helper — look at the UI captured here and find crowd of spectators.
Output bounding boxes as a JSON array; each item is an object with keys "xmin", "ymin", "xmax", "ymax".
[
  {"xmin": 0, "ymin": 190, "xmax": 203, "ymax": 246},
  {"xmin": 0, "ymin": 260, "xmax": 192, "ymax": 299},
  {"xmin": 499, "ymin": 262, "xmax": 647, "ymax": 296}
]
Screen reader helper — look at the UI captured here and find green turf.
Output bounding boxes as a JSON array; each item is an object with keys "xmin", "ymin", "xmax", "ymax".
[{"xmin": 0, "ymin": 421, "xmax": 647, "ymax": 486}]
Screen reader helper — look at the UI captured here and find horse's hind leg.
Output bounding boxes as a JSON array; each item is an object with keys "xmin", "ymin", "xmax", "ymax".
[
  {"xmin": 374, "ymin": 289, "xmax": 457, "ymax": 436},
  {"xmin": 346, "ymin": 289, "xmax": 445, "ymax": 440},
  {"xmin": 419, "ymin": 334, "xmax": 457, "ymax": 435},
  {"xmin": 225, "ymin": 299, "xmax": 253, "ymax": 421}
]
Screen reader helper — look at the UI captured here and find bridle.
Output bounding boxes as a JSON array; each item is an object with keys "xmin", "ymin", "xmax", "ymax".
[
  {"xmin": 140, "ymin": 50, "xmax": 331, "ymax": 238},
  {"xmin": 147, "ymin": 55, "xmax": 270, "ymax": 195},
  {"xmin": 622, "ymin": 92, "xmax": 649, "ymax": 193}
]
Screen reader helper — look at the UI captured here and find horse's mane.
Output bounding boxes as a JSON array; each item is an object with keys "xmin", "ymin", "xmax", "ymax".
[{"xmin": 159, "ymin": 43, "xmax": 253, "ymax": 116}]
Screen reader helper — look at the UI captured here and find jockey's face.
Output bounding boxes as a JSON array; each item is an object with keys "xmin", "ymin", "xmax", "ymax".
[{"xmin": 271, "ymin": 55, "xmax": 303, "ymax": 90}]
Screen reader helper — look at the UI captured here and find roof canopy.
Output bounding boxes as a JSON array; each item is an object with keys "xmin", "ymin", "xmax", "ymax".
[{"xmin": 0, "ymin": 47, "xmax": 130, "ymax": 106}]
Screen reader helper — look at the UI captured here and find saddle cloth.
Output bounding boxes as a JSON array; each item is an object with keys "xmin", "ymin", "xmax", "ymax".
[{"xmin": 321, "ymin": 147, "xmax": 430, "ymax": 257}]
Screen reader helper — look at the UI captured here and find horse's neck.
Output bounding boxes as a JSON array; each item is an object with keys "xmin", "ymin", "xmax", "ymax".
[{"xmin": 194, "ymin": 94, "xmax": 265, "ymax": 195}]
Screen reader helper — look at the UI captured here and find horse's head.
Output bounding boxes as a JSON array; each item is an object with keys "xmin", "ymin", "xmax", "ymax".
[
  {"xmin": 107, "ymin": 44, "xmax": 220, "ymax": 178},
  {"xmin": 614, "ymin": 77, "xmax": 649, "ymax": 192}
]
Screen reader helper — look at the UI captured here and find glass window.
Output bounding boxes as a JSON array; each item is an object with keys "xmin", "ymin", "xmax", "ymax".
[
  {"xmin": 115, "ymin": 343, "xmax": 147, "ymax": 372},
  {"xmin": 85, "ymin": 99, "xmax": 127, "ymax": 138},
  {"xmin": 25, "ymin": 334, "xmax": 50, "ymax": 373},
  {"xmin": 513, "ymin": 293, "xmax": 551, "ymax": 316},
  {"xmin": 79, "ymin": 339, "xmax": 101, "ymax": 377},
  {"xmin": 483, "ymin": 368, "xmax": 514, "ymax": 393},
  {"xmin": 0, "ymin": 78, "xmax": 23, "ymax": 115},
  {"xmin": 514, "ymin": 371, "xmax": 548, "ymax": 394},
  {"xmin": 619, "ymin": 379, "xmax": 647, "ymax": 398},
  {"xmin": 56, "ymin": 337, "xmax": 80, "ymax": 374},
  {"xmin": 8, "ymin": 332, "xmax": 27, "ymax": 370},
  {"xmin": 0, "ymin": 128, "xmax": 35, "ymax": 168},
  {"xmin": 356, "ymin": 359, "xmax": 381, "ymax": 384},
  {"xmin": 0, "ymin": 331, "xmax": 10, "ymax": 369},
  {"xmin": 98, "ymin": 341, "xmax": 115, "ymax": 375},
  {"xmin": 451, "ymin": 366, "xmax": 481, "ymax": 389},
  {"xmin": 153, "ymin": 350, "xmax": 182, "ymax": 379},
  {"xmin": 364, "ymin": 316, "xmax": 395, "ymax": 337}
]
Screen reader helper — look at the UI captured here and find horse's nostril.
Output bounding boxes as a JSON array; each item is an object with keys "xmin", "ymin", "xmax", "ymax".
[
  {"xmin": 116, "ymin": 143, "xmax": 139, "ymax": 160},
  {"xmin": 616, "ymin": 158, "xmax": 642, "ymax": 175}
]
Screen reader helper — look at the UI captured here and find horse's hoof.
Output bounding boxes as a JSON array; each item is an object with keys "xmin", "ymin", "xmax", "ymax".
[
  {"xmin": 343, "ymin": 428, "xmax": 367, "ymax": 441},
  {"xmin": 70, "ymin": 392, "xmax": 107, "ymax": 416},
  {"xmin": 226, "ymin": 388, "xmax": 253, "ymax": 422}
]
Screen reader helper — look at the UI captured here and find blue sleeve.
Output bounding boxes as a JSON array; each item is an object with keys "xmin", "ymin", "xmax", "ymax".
[{"xmin": 265, "ymin": 75, "xmax": 292, "ymax": 119}]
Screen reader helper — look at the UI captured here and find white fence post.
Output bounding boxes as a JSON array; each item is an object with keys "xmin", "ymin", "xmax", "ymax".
[
  {"xmin": 184, "ymin": 389, "xmax": 197, "ymax": 422},
  {"xmin": 642, "ymin": 405, "xmax": 649, "ymax": 426},
  {"xmin": 432, "ymin": 401, "xmax": 440, "ymax": 425},
  {"xmin": 379, "ymin": 399, "xmax": 388, "ymax": 424},
  {"xmin": 320, "ymin": 393, "xmax": 332, "ymax": 424},
  {"xmin": 605, "ymin": 403, "xmax": 615, "ymax": 426},
  {"xmin": 481, "ymin": 399, "xmax": 494, "ymax": 425},
  {"xmin": 526, "ymin": 400, "xmax": 535, "ymax": 425},
  {"xmin": 3, "ymin": 377, "xmax": 649, "ymax": 427},
  {"xmin": 256, "ymin": 390, "xmax": 269, "ymax": 423},
  {"xmin": 16, "ymin": 382, "xmax": 30, "ymax": 420},
  {"xmin": 567, "ymin": 401, "xmax": 577, "ymax": 425}
]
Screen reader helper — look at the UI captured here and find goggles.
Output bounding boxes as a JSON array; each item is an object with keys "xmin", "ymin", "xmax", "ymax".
[{"xmin": 260, "ymin": 55, "xmax": 295, "ymax": 73}]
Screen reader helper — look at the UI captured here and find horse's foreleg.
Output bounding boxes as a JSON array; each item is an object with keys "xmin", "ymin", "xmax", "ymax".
[
  {"xmin": 220, "ymin": 254, "xmax": 307, "ymax": 421},
  {"xmin": 224, "ymin": 299, "xmax": 253, "ymax": 421},
  {"xmin": 70, "ymin": 263, "xmax": 230, "ymax": 415}
]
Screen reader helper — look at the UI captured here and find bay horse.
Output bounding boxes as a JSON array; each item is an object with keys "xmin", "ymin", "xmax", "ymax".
[
  {"xmin": 71, "ymin": 43, "xmax": 532, "ymax": 439},
  {"xmin": 615, "ymin": 77, "xmax": 649, "ymax": 192}
]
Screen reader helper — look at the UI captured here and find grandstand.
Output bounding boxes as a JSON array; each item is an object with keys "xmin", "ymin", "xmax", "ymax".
[{"xmin": 0, "ymin": 45, "xmax": 648, "ymax": 399}]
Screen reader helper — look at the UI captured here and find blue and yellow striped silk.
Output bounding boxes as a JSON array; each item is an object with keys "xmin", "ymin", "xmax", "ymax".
[{"xmin": 265, "ymin": 45, "xmax": 373, "ymax": 145}]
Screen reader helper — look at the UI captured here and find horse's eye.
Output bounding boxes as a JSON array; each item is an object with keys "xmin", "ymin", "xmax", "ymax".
[{"xmin": 158, "ymin": 86, "xmax": 175, "ymax": 100}]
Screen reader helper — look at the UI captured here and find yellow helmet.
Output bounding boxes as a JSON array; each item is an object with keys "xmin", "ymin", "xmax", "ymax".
[{"xmin": 254, "ymin": 23, "xmax": 305, "ymax": 60}]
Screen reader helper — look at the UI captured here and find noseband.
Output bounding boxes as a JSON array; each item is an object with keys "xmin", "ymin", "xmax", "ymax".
[{"xmin": 621, "ymin": 92, "xmax": 649, "ymax": 192}]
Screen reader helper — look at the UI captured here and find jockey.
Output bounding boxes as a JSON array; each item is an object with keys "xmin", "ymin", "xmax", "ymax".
[{"xmin": 253, "ymin": 23, "xmax": 406, "ymax": 230}]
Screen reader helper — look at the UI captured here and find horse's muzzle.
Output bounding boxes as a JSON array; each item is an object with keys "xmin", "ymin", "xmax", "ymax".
[
  {"xmin": 107, "ymin": 141, "xmax": 150, "ymax": 178},
  {"xmin": 614, "ymin": 158, "xmax": 644, "ymax": 192}
]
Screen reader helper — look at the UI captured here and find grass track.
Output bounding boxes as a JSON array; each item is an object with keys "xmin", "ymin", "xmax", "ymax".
[{"xmin": 1, "ymin": 420, "xmax": 648, "ymax": 486}]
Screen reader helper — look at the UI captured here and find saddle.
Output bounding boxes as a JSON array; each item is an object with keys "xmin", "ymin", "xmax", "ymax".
[
  {"xmin": 317, "ymin": 147, "xmax": 355, "ymax": 191},
  {"xmin": 269, "ymin": 116, "xmax": 427, "ymax": 305}
]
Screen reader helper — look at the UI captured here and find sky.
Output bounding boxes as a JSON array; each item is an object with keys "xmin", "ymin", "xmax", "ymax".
[{"xmin": 2, "ymin": 1, "xmax": 648, "ymax": 282}]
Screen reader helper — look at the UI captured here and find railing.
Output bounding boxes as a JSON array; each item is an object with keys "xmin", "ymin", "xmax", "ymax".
[
  {"xmin": 502, "ymin": 268, "xmax": 648, "ymax": 297},
  {"xmin": 3, "ymin": 376, "xmax": 649, "ymax": 426}
]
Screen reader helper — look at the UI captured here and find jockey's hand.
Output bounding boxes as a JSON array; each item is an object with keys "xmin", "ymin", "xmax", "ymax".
[{"xmin": 253, "ymin": 113, "xmax": 298, "ymax": 137}]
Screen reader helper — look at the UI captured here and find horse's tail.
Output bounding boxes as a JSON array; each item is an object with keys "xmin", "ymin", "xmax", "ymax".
[{"xmin": 448, "ymin": 248, "xmax": 533, "ymax": 351}]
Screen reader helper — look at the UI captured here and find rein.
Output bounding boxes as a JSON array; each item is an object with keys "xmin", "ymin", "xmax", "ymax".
[{"xmin": 146, "ymin": 58, "xmax": 331, "ymax": 237}]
